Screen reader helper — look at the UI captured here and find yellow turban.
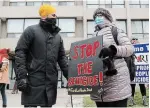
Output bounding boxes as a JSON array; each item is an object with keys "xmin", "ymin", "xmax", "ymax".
[{"xmin": 39, "ymin": 4, "xmax": 56, "ymax": 18}]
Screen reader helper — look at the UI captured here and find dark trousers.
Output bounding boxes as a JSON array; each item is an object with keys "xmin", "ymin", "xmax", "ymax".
[
  {"xmin": 131, "ymin": 84, "xmax": 146, "ymax": 97},
  {"xmin": 95, "ymin": 98, "xmax": 128, "ymax": 107},
  {"xmin": 0, "ymin": 84, "xmax": 7, "ymax": 106}
]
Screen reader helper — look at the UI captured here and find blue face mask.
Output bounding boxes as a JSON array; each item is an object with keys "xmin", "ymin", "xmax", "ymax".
[{"xmin": 95, "ymin": 16, "xmax": 104, "ymax": 25}]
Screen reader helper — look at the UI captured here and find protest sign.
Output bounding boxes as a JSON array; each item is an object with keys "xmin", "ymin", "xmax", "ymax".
[
  {"xmin": 133, "ymin": 43, "xmax": 149, "ymax": 84},
  {"xmin": 68, "ymin": 36, "xmax": 103, "ymax": 95}
]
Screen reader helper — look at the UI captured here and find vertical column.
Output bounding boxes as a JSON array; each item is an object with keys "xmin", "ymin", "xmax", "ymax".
[
  {"xmin": 83, "ymin": 0, "xmax": 87, "ymax": 39},
  {"xmin": 125, "ymin": 0, "xmax": 132, "ymax": 39}
]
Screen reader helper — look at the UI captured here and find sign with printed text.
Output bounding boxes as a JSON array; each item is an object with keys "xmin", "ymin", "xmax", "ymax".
[
  {"xmin": 133, "ymin": 43, "xmax": 149, "ymax": 84},
  {"xmin": 68, "ymin": 36, "xmax": 103, "ymax": 95}
]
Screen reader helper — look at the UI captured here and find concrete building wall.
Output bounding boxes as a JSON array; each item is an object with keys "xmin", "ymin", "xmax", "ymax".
[
  {"xmin": 1, "ymin": 20, "xmax": 7, "ymax": 38},
  {"xmin": 76, "ymin": 20, "xmax": 83, "ymax": 38},
  {"xmin": 0, "ymin": 0, "xmax": 149, "ymax": 49}
]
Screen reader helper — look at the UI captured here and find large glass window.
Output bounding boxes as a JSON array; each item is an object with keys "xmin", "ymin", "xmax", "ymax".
[
  {"xmin": 7, "ymin": 18, "xmax": 75, "ymax": 38},
  {"xmin": 50, "ymin": 1, "xmax": 58, "ymax": 6},
  {"xmin": 43, "ymin": 1, "xmax": 50, "ymax": 5},
  {"xmin": 86, "ymin": 0, "xmax": 125, "ymax": 8},
  {"xmin": 27, "ymin": 2, "xmax": 34, "ymax": 6},
  {"xmin": 24, "ymin": 19, "xmax": 40, "ymax": 30},
  {"xmin": 58, "ymin": 19, "xmax": 75, "ymax": 37},
  {"xmin": 59, "ymin": 1, "xmax": 67, "ymax": 6},
  {"xmin": 17, "ymin": 2, "xmax": 26, "ymax": 6},
  {"xmin": 129, "ymin": 0, "xmax": 149, "ymax": 8},
  {"xmin": 7, "ymin": 19, "xmax": 39, "ymax": 38},
  {"xmin": 9, "ymin": 1, "xmax": 75, "ymax": 6},
  {"xmin": 7, "ymin": 19, "xmax": 24, "ymax": 38},
  {"xmin": 131, "ymin": 20, "xmax": 149, "ymax": 42},
  {"xmin": 116, "ymin": 20, "xmax": 127, "ymax": 33},
  {"xmin": 87, "ymin": 21, "xmax": 95, "ymax": 38},
  {"xmin": 34, "ymin": 1, "xmax": 42, "ymax": 6},
  {"xmin": 67, "ymin": 2, "xmax": 75, "ymax": 6},
  {"xmin": 9, "ymin": 2, "xmax": 17, "ymax": 6},
  {"xmin": 7, "ymin": 19, "xmax": 24, "ymax": 33}
]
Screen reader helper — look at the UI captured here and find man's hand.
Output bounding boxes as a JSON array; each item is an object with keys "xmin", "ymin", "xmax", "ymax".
[{"xmin": 17, "ymin": 79, "xmax": 30, "ymax": 93}]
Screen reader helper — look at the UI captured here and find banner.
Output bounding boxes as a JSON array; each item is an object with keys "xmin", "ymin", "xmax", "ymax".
[
  {"xmin": 68, "ymin": 36, "xmax": 103, "ymax": 95},
  {"xmin": 133, "ymin": 43, "xmax": 149, "ymax": 84}
]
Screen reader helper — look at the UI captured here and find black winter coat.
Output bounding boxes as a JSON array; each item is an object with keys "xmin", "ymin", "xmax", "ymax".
[{"xmin": 15, "ymin": 22, "xmax": 68, "ymax": 106}]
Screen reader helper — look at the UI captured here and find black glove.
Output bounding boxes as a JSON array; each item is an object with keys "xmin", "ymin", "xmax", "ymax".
[
  {"xmin": 99, "ymin": 45, "xmax": 117, "ymax": 76},
  {"xmin": 103, "ymin": 57, "xmax": 117, "ymax": 76},
  {"xmin": 99, "ymin": 45, "xmax": 117, "ymax": 58},
  {"xmin": 17, "ymin": 79, "xmax": 30, "ymax": 93}
]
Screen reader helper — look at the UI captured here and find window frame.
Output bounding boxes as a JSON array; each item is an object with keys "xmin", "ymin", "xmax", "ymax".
[
  {"xmin": 86, "ymin": 0, "xmax": 125, "ymax": 8},
  {"xmin": 57, "ymin": 18, "xmax": 76, "ymax": 37},
  {"xmin": 131, "ymin": 20, "xmax": 149, "ymax": 40},
  {"xmin": 7, "ymin": 18, "xmax": 76, "ymax": 38},
  {"xmin": 129, "ymin": 0, "xmax": 149, "ymax": 8}
]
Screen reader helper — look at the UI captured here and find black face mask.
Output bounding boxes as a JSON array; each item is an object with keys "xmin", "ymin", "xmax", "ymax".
[
  {"xmin": 40, "ymin": 18, "xmax": 60, "ymax": 34},
  {"xmin": 45, "ymin": 18, "xmax": 57, "ymax": 25}
]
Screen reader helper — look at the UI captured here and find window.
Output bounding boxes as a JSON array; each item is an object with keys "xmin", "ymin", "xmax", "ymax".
[
  {"xmin": 58, "ymin": 19, "xmax": 75, "ymax": 37},
  {"xmin": 17, "ymin": 2, "xmax": 26, "ymax": 6},
  {"xmin": 9, "ymin": 2, "xmax": 26, "ymax": 6},
  {"xmin": 59, "ymin": 1, "xmax": 67, "ymax": 6},
  {"xmin": 67, "ymin": 2, "xmax": 75, "ymax": 6},
  {"xmin": 86, "ymin": 0, "xmax": 99, "ymax": 4},
  {"xmin": 9, "ymin": 2, "xmax": 17, "ymax": 6},
  {"xmin": 50, "ymin": 1, "xmax": 58, "ymax": 6},
  {"xmin": 7, "ymin": 19, "xmax": 40, "ymax": 38},
  {"xmin": 129, "ymin": 0, "xmax": 149, "ymax": 8},
  {"xmin": 24, "ymin": 19, "xmax": 39, "ymax": 30},
  {"xmin": 131, "ymin": 20, "xmax": 149, "ymax": 42},
  {"xmin": 9, "ymin": 1, "xmax": 75, "ymax": 6},
  {"xmin": 87, "ymin": 21, "xmax": 95, "ymax": 38},
  {"xmin": 116, "ymin": 20, "xmax": 127, "ymax": 33},
  {"xmin": 58, "ymin": 1, "xmax": 74, "ymax": 6},
  {"xmin": 27, "ymin": 2, "xmax": 34, "ymax": 6},
  {"xmin": 112, "ymin": 0, "xmax": 124, "ymax": 8},
  {"xmin": 43, "ymin": 1, "xmax": 50, "ymax": 5},
  {"xmin": 105, "ymin": 0, "xmax": 111, "ymax": 4},
  {"xmin": 131, "ymin": 21, "xmax": 143, "ymax": 33},
  {"xmin": 7, "ymin": 19, "xmax": 24, "ymax": 38},
  {"xmin": 86, "ymin": 0, "xmax": 99, "ymax": 8},
  {"xmin": 7, "ymin": 19, "xmax": 75, "ymax": 38},
  {"xmin": 7, "ymin": 19, "xmax": 24, "ymax": 33},
  {"xmin": 34, "ymin": 2, "xmax": 42, "ymax": 6},
  {"xmin": 86, "ymin": 0, "xmax": 125, "ymax": 8}
]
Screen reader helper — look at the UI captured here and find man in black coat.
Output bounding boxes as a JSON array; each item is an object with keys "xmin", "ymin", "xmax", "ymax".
[{"xmin": 15, "ymin": 4, "xmax": 68, "ymax": 107}]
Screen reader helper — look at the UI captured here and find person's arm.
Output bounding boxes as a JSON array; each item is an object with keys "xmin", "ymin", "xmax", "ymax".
[
  {"xmin": 57, "ymin": 37, "xmax": 68, "ymax": 80},
  {"xmin": 0, "ymin": 61, "xmax": 8, "ymax": 72},
  {"xmin": 112, "ymin": 29, "xmax": 134, "ymax": 57},
  {"xmin": 15, "ymin": 27, "xmax": 34, "ymax": 80}
]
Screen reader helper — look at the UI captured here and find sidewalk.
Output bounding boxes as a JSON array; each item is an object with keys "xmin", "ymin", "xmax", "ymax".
[{"xmin": 0, "ymin": 89, "xmax": 84, "ymax": 108}]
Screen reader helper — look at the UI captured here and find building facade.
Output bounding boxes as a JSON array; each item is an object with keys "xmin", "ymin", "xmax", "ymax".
[{"xmin": 0, "ymin": 0, "xmax": 149, "ymax": 89}]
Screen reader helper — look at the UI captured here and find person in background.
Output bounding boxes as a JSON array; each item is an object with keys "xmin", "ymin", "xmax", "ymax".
[
  {"xmin": 0, "ymin": 56, "xmax": 10, "ymax": 108},
  {"xmin": 128, "ymin": 38, "xmax": 148, "ymax": 106},
  {"xmin": 90, "ymin": 8, "xmax": 134, "ymax": 107}
]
